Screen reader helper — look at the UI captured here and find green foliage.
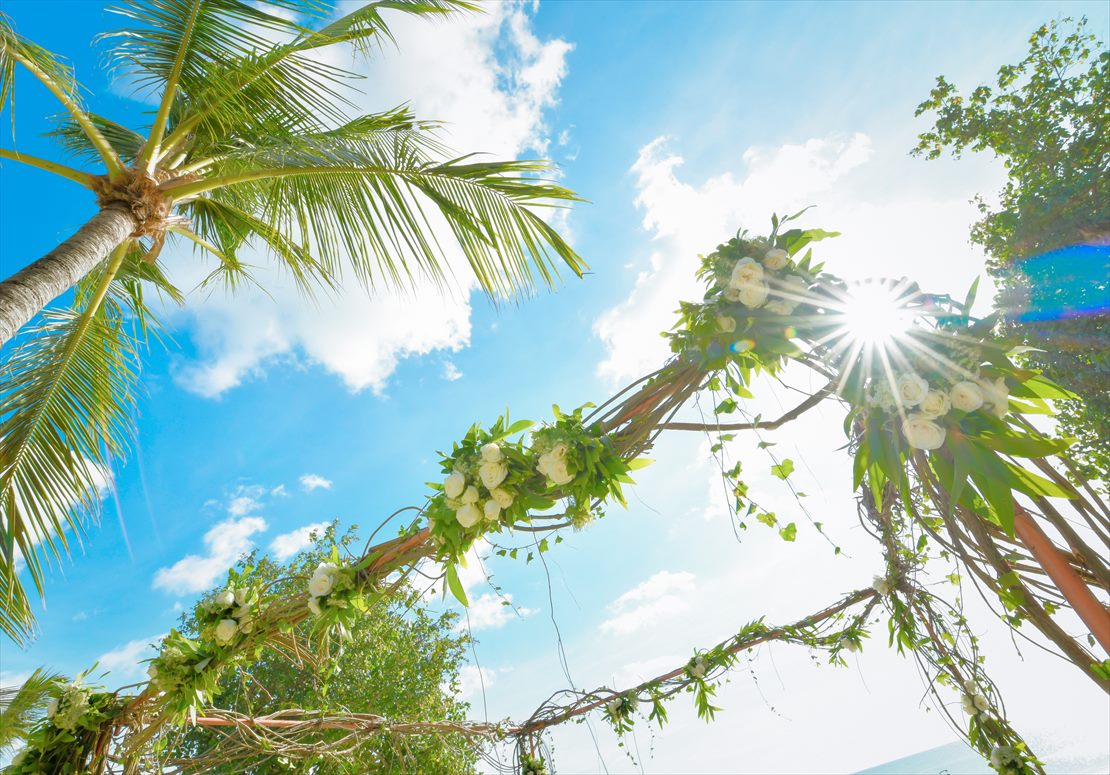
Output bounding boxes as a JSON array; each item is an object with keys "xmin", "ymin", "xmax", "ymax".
[
  {"xmin": 164, "ymin": 525, "xmax": 476, "ymax": 773},
  {"xmin": 427, "ymin": 406, "xmax": 640, "ymax": 582},
  {"xmin": 913, "ymin": 16, "xmax": 1109, "ymax": 480},
  {"xmin": 0, "ymin": 669, "xmax": 59, "ymax": 754}
]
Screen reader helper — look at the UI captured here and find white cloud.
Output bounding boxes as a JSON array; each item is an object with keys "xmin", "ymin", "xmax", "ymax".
[
  {"xmin": 461, "ymin": 592, "xmax": 538, "ymax": 632},
  {"xmin": 270, "ymin": 484, "xmax": 289, "ymax": 498},
  {"xmin": 167, "ymin": 4, "xmax": 572, "ymax": 398},
  {"xmin": 595, "ymin": 132, "xmax": 998, "ymax": 386},
  {"xmin": 600, "ymin": 570, "xmax": 697, "ymax": 637},
  {"xmin": 269, "ymin": 521, "xmax": 329, "ymax": 561},
  {"xmin": 152, "ymin": 517, "xmax": 268, "ymax": 595},
  {"xmin": 299, "ymin": 473, "xmax": 332, "ymax": 492},
  {"xmin": 457, "ymin": 664, "xmax": 497, "ymax": 701},
  {"xmin": 442, "ymin": 360, "xmax": 463, "ymax": 382},
  {"xmin": 226, "ymin": 484, "xmax": 266, "ymax": 517},
  {"xmin": 97, "ymin": 634, "xmax": 165, "ymax": 685}
]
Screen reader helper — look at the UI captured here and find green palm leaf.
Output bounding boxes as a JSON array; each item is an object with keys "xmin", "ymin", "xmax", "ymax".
[
  {"xmin": 0, "ymin": 668, "xmax": 59, "ymax": 753},
  {"xmin": 0, "ymin": 277, "xmax": 141, "ymax": 642}
]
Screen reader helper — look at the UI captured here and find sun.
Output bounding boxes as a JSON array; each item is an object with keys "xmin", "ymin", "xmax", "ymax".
[{"xmin": 838, "ymin": 280, "xmax": 917, "ymax": 348}]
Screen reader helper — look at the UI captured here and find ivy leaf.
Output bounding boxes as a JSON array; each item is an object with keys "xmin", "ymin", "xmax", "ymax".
[
  {"xmin": 771, "ymin": 459, "xmax": 794, "ymax": 480},
  {"xmin": 778, "ymin": 522, "xmax": 797, "ymax": 542}
]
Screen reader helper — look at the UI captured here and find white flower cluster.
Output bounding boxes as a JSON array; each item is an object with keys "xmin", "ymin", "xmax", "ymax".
[
  {"xmin": 45, "ymin": 681, "xmax": 90, "ymax": 732},
  {"xmin": 605, "ymin": 693, "xmax": 638, "ymax": 719},
  {"xmin": 202, "ymin": 587, "xmax": 255, "ymax": 645},
  {"xmin": 721, "ymin": 248, "xmax": 808, "ymax": 320},
  {"xmin": 961, "ymin": 679, "xmax": 990, "ymax": 716},
  {"xmin": 306, "ymin": 562, "xmax": 341, "ymax": 616},
  {"xmin": 868, "ymin": 371, "xmax": 1010, "ymax": 450},
  {"xmin": 871, "ymin": 574, "xmax": 894, "ymax": 597},
  {"xmin": 445, "ymin": 442, "xmax": 515, "ymax": 529},
  {"xmin": 839, "ymin": 634, "xmax": 861, "ymax": 653},
  {"xmin": 688, "ymin": 655, "xmax": 708, "ymax": 679},
  {"xmin": 535, "ymin": 440, "xmax": 573, "ymax": 487},
  {"xmin": 990, "ymin": 745, "xmax": 1020, "ymax": 770}
]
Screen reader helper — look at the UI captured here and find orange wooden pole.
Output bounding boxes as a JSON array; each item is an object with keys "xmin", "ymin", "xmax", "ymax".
[{"xmin": 1013, "ymin": 505, "xmax": 1110, "ymax": 655}]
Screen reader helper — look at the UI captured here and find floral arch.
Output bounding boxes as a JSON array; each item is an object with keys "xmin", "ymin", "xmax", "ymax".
[{"xmin": 10, "ymin": 213, "xmax": 1108, "ymax": 775}]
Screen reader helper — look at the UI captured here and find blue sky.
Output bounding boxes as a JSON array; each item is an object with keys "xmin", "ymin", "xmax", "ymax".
[{"xmin": 1, "ymin": 1, "xmax": 1108, "ymax": 772}]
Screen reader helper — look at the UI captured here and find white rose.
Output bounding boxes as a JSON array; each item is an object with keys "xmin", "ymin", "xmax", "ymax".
[
  {"xmin": 232, "ymin": 605, "xmax": 251, "ymax": 621},
  {"xmin": 919, "ymin": 390, "xmax": 951, "ymax": 419},
  {"xmin": 233, "ymin": 588, "xmax": 248, "ymax": 607},
  {"xmin": 444, "ymin": 471, "xmax": 466, "ymax": 499},
  {"xmin": 215, "ymin": 590, "xmax": 235, "ymax": 609},
  {"xmin": 949, "ymin": 380, "xmax": 984, "ymax": 412},
  {"xmin": 962, "ymin": 695, "xmax": 978, "ymax": 715},
  {"xmin": 901, "ymin": 414, "xmax": 947, "ymax": 450},
  {"xmin": 895, "ymin": 372, "xmax": 929, "ymax": 407},
  {"xmin": 764, "ymin": 299, "xmax": 794, "ymax": 315},
  {"xmin": 490, "ymin": 487, "xmax": 514, "ymax": 509},
  {"xmin": 483, "ymin": 500, "xmax": 501, "ymax": 521},
  {"xmin": 840, "ymin": 636, "xmax": 860, "ymax": 653},
  {"xmin": 214, "ymin": 618, "xmax": 239, "ymax": 645},
  {"xmin": 308, "ymin": 569, "xmax": 336, "ymax": 598},
  {"xmin": 872, "ymin": 575, "xmax": 893, "ymax": 596},
  {"xmin": 737, "ymin": 280, "xmax": 770, "ymax": 308},
  {"xmin": 307, "ymin": 597, "xmax": 322, "ymax": 616},
  {"xmin": 762, "ymin": 248, "xmax": 789, "ymax": 270},
  {"xmin": 547, "ymin": 460, "xmax": 574, "ymax": 486},
  {"xmin": 479, "ymin": 460, "xmax": 508, "ymax": 490},
  {"xmin": 690, "ymin": 657, "xmax": 707, "ymax": 679},
  {"xmin": 977, "ymin": 377, "xmax": 1009, "ymax": 418},
  {"xmin": 723, "ymin": 286, "xmax": 742, "ymax": 302},
  {"xmin": 480, "ymin": 442, "xmax": 503, "ymax": 462},
  {"xmin": 973, "ymin": 693, "xmax": 989, "ymax": 712},
  {"xmin": 716, "ymin": 315, "xmax": 737, "ymax": 333},
  {"xmin": 962, "ymin": 679, "xmax": 977, "ymax": 694},
  {"xmin": 729, "ymin": 257, "xmax": 764, "ymax": 289},
  {"xmin": 550, "ymin": 442, "xmax": 569, "ymax": 460},
  {"xmin": 461, "ymin": 485, "xmax": 480, "ymax": 504},
  {"xmin": 456, "ymin": 503, "xmax": 482, "ymax": 528},
  {"xmin": 606, "ymin": 698, "xmax": 622, "ymax": 716}
]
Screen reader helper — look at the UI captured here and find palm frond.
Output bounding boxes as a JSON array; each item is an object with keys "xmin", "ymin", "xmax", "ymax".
[
  {"xmin": 0, "ymin": 565, "xmax": 32, "ymax": 644},
  {"xmin": 0, "ymin": 12, "xmax": 123, "ymax": 176},
  {"xmin": 0, "ymin": 290, "xmax": 141, "ymax": 642},
  {"xmin": 166, "ymin": 114, "xmax": 586, "ymax": 297},
  {"xmin": 46, "ymin": 113, "xmax": 146, "ymax": 166},
  {"xmin": 151, "ymin": 0, "xmax": 475, "ymax": 162},
  {"xmin": 0, "ymin": 668, "xmax": 59, "ymax": 753}
]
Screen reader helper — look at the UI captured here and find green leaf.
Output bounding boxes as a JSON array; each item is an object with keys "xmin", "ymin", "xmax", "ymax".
[
  {"xmin": 770, "ymin": 459, "xmax": 794, "ymax": 480},
  {"xmin": 626, "ymin": 458, "xmax": 654, "ymax": 471},
  {"xmin": 756, "ymin": 512, "xmax": 777, "ymax": 528},
  {"xmin": 444, "ymin": 564, "xmax": 468, "ymax": 608},
  {"xmin": 778, "ymin": 522, "xmax": 797, "ymax": 542}
]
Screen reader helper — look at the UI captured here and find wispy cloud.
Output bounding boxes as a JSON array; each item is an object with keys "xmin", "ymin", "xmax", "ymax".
[
  {"xmin": 97, "ymin": 634, "xmax": 165, "ymax": 685},
  {"xmin": 299, "ymin": 474, "xmax": 332, "ymax": 493},
  {"xmin": 152, "ymin": 517, "xmax": 268, "ymax": 595},
  {"xmin": 461, "ymin": 593, "xmax": 538, "ymax": 632},
  {"xmin": 442, "ymin": 360, "xmax": 463, "ymax": 382},
  {"xmin": 600, "ymin": 570, "xmax": 696, "ymax": 637},
  {"xmin": 269, "ymin": 522, "xmax": 329, "ymax": 561}
]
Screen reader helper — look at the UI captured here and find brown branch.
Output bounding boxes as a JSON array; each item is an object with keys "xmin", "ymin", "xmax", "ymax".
[{"xmin": 656, "ymin": 383, "xmax": 834, "ymax": 432}]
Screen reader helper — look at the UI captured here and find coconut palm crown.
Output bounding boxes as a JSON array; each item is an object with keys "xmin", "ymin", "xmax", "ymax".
[{"xmin": 0, "ymin": 0, "xmax": 586, "ymax": 643}]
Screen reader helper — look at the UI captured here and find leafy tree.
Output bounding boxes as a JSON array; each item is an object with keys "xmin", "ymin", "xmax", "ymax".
[
  {"xmin": 0, "ymin": 0, "xmax": 584, "ymax": 641},
  {"xmin": 913, "ymin": 16, "xmax": 1109, "ymax": 480},
  {"xmin": 165, "ymin": 524, "xmax": 478, "ymax": 773}
]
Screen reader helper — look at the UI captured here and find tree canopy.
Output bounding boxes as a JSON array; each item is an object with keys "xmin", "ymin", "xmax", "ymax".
[{"xmin": 913, "ymin": 16, "xmax": 1109, "ymax": 480}]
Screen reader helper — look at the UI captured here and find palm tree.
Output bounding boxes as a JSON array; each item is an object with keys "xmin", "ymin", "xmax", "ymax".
[{"xmin": 0, "ymin": 0, "xmax": 585, "ymax": 642}]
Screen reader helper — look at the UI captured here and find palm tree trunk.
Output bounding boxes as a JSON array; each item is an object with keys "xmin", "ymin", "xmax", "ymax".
[{"xmin": 0, "ymin": 207, "xmax": 136, "ymax": 348}]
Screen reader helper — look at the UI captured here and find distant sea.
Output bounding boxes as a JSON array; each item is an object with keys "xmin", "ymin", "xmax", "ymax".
[{"xmin": 855, "ymin": 741, "xmax": 1110, "ymax": 775}]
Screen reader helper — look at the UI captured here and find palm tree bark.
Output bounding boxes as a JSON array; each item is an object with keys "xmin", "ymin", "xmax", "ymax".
[{"xmin": 0, "ymin": 207, "xmax": 136, "ymax": 348}]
